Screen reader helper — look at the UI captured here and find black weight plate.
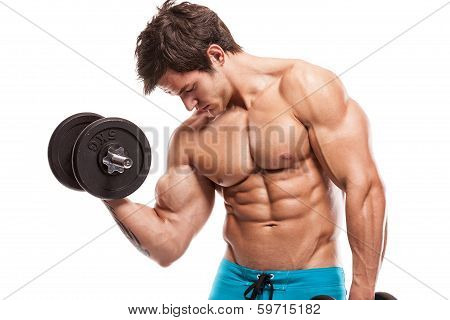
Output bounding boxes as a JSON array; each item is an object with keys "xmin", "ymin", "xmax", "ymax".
[
  {"xmin": 48, "ymin": 113, "xmax": 103, "ymax": 191},
  {"xmin": 72, "ymin": 117, "xmax": 151, "ymax": 199},
  {"xmin": 311, "ymin": 295, "xmax": 335, "ymax": 300},
  {"xmin": 375, "ymin": 292, "xmax": 397, "ymax": 300}
]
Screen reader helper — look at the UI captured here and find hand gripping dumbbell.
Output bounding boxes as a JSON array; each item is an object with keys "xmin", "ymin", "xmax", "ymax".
[{"xmin": 48, "ymin": 113, "xmax": 151, "ymax": 199}]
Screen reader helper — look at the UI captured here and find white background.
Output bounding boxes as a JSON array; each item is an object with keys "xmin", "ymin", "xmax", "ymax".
[{"xmin": 0, "ymin": 0, "xmax": 449, "ymax": 317}]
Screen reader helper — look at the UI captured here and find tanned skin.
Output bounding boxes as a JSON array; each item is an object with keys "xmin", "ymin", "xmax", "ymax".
[{"xmin": 104, "ymin": 46, "xmax": 387, "ymax": 300}]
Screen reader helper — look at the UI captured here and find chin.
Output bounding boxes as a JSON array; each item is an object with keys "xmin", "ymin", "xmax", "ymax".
[
  {"xmin": 209, "ymin": 109, "xmax": 223, "ymax": 119},
  {"xmin": 210, "ymin": 105, "xmax": 226, "ymax": 117}
]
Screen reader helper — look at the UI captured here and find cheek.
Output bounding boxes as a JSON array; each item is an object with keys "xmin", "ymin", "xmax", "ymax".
[
  {"xmin": 198, "ymin": 74, "xmax": 224, "ymax": 102},
  {"xmin": 196, "ymin": 86, "xmax": 209, "ymax": 102},
  {"xmin": 211, "ymin": 78, "xmax": 226, "ymax": 100},
  {"xmin": 199, "ymin": 83, "xmax": 215, "ymax": 101}
]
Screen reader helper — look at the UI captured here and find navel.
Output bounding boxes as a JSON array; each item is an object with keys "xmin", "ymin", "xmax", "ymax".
[
  {"xmin": 264, "ymin": 223, "xmax": 278, "ymax": 228},
  {"xmin": 280, "ymin": 153, "xmax": 294, "ymax": 160}
]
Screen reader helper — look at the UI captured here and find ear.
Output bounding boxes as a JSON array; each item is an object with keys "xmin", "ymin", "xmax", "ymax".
[{"xmin": 206, "ymin": 44, "xmax": 225, "ymax": 66}]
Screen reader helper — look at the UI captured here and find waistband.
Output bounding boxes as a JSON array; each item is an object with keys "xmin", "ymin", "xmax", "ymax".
[{"xmin": 216, "ymin": 258, "xmax": 345, "ymax": 289}]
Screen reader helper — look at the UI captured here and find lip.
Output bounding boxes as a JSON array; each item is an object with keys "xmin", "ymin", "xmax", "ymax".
[{"xmin": 198, "ymin": 104, "xmax": 210, "ymax": 112}]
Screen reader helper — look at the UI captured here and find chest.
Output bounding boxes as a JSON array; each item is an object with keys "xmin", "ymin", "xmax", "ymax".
[{"xmin": 192, "ymin": 107, "xmax": 312, "ymax": 187}]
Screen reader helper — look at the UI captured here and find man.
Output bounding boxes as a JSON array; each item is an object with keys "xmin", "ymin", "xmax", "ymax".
[{"xmin": 104, "ymin": 0, "xmax": 387, "ymax": 300}]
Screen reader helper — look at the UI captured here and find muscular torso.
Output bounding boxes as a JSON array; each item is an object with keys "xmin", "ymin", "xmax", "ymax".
[{"xmin": 186, "ymin": 60, "xmax": 342, "ymax": 270}]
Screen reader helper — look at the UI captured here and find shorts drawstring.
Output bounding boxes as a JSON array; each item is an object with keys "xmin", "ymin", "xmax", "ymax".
[{"xmin": 244, "ymin": 273, "xmax": 274, "ymax": 300}]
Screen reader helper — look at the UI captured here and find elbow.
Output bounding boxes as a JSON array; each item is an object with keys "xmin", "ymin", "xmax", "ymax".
[
  {"xmin": 372, "ymin": 174, "xmax": 386, "ymax": 193},
  {"xmin": 156, "ymin": 251, "xmax": 184, "ymax": 268},
  {"xmin": 347, "ymin": 173, "xmax": 386, "ymax": 201},
  {"xmin": 150, "ymin": 251, "xmax": 177, "ymax": 268},
  {"xmin": 371, "ymin": 179, "xmax": 386, "ymax": 205},
  {"xmin": 151, "ymin": 243, "xmax": 186, "ymax": 268},
  {"xmin": 143, "ymin": 223, "xmax": 193, "ymax": 268},
  {"xmin": 346, "ymin": 177, "xmax": 386, "ymax": 216},
  {"xmin": 360, "ymin": 178, "xmax": 386, "ymax": 211},
  {"xmin": 363, "ymin": 180, "xmax": 387, "ymax": 220},
  {"xmin": 157, "ymin": 258, "xmax": 175, "ymax": 268}
]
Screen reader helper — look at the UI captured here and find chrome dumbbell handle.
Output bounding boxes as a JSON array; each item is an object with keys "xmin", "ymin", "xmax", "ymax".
[{"xmin": 102, "ymin": 146, "xmax": 133, "ymax": 174}]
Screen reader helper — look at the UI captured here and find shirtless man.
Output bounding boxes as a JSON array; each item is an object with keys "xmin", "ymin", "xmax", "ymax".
[{"xmin": 104, "ymin": 0, "xmax": 387, "ymax": 300}]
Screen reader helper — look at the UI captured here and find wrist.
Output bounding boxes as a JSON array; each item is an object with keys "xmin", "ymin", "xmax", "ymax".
[{"xmin": 349, "ymin": 282, "xmax": 375, "ymax": 300}]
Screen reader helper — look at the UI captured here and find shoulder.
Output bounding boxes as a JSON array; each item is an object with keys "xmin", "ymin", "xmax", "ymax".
[
  {"xmin": 166, "ymin": 123, "xmax": 195, "ymax": 168},
  {"xmin": 280, "ymin": 60, "xmax": 343, "ymax": 102},
  {"xmin": 280, "ymin": 60, "xmax": 348, "ymax": 126},
  {"xmin": 166, "ymin": 111, "xmax": 211, "ymax": 167},
  {"xmin": 171, "ymin": 112, "xmax": 208, "ymax": 144}
]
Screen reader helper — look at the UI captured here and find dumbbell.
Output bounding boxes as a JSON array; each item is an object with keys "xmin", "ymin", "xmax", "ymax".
[
  {"xmin": 374, "ymin": 292, "xmax": 397, "ymax": 300},
  {"xmin": 311, "ymin": 292, "xmax": 397, "ymax": 300},
  {"xmin": 311, "ymin": 295, "xmax": 335, "ymax": 300},
  {"xmin": 48, "ymin": 113, "xmax": 151, "ymax": 199}
]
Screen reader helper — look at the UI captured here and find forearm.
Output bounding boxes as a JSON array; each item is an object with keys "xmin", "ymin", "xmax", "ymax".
[
  {"xmin": 345, "ymin": 182, "xmax": 386, "ymax": 298},
  {"xmin": 103, "ymin": 199, "xmax": 179, "ymax": 266}
]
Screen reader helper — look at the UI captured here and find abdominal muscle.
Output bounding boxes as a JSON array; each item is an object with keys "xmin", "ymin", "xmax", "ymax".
[{"xmin": 220, "ymin": 159, "xmax": 342, "ymax": 271}]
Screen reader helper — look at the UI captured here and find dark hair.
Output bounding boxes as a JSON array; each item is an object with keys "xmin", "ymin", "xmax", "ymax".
[{"xmin": 135, "ymin": 0, "xmax": 243, "ymax": 94}]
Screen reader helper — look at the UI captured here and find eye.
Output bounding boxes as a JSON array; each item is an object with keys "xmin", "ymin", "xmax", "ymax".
[{"xmin": 185, "ymin": 85, "xmax": 195, "ymax": 93}]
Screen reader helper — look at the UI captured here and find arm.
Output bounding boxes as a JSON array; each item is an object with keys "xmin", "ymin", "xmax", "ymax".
[
  {"xmin": 292, "ymin": 66, "xmax": 387, "ymax": 299},
  {"xmin": 104, "ymin": 127, "xmax": 215, "ymax": 267}
]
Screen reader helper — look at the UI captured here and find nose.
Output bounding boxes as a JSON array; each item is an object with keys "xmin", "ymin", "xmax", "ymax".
[{"xmin": 181, "ymin": 97, "xmax": 198, "ymax": 111}]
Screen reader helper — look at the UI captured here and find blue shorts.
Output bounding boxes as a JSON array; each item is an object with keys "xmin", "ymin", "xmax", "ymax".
[{"xmin": 209, "ymin": 259, "xmax": 347, "ymax": 300}]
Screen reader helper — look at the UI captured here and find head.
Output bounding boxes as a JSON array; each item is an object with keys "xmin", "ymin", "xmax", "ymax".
[{"xmin": 135, "ymin": 0, "xmax": 243, "ymax": 117}]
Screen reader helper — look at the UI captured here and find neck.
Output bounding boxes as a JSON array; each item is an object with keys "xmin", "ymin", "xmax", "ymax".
[{"xmin": 223, "ymin": 52, "xmax": 280, "ymax": 109}]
